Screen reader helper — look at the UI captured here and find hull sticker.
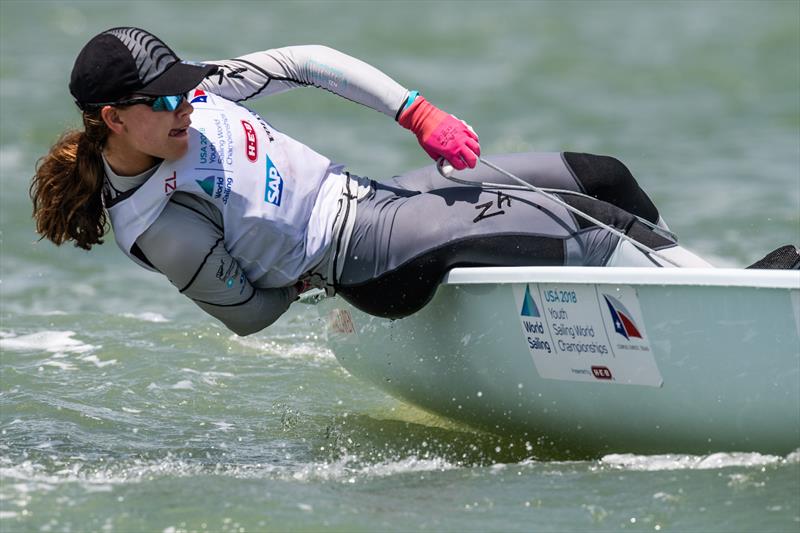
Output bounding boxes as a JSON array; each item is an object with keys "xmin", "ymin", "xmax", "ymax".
[
  {"xmin": 327, "ymin": 308, "xmax": 357, "ymax": 338},
  {"xmin": 513, "ymin": 283, "xmax": 662, "ymax": 387}
]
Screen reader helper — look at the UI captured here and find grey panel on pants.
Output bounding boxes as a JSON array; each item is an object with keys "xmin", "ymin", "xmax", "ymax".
[{"xmin": 340, "ymin": 182, "xmax": 584, "ymax": 285}]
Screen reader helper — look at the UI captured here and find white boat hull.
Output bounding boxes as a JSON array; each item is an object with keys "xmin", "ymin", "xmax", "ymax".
[{"xmin": 317, "ymin": 267, "xmax": 800, "ymax": 455}]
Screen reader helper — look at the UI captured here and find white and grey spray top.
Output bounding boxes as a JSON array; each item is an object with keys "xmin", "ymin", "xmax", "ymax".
[{"xmin": 106, "ymin": 90, "xmax": 346, "ymax": 287}]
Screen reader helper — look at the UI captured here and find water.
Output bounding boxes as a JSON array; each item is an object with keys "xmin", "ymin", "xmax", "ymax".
[{"xmin": 1, "ymin": 0, "xmax": 798, "ymax": 530}]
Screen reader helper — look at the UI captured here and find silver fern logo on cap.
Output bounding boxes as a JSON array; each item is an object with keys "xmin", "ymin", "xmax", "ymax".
[{"xmin": 105, "ymin": 27, "xmax": 178, "ymax": 85}]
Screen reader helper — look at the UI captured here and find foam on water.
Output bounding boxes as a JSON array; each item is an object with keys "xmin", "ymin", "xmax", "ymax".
[
  {"xmin": 599, "ymin": 450, "xmax": 799, "ymax": 471},
  {"xmin": 231, "ymin": 334, "xmax": 336, "ymax": 365},
  {"xmin": 170, "ymin": 380, "xmax": 195, "ymax": 390},
  {"xmin": 287, "ymin": 454, "xmax": 459, "ymax": 483},
  {"xmin": 0, "ymin": 331, "xmax": 97, "ymax": 355},
  {"xmin": 120, "ymin": 312, "xmax": 170, "ymax": 323},
  {"xmin": 0, "ymin": 452, "xmax": 459, "ymax": 493}
]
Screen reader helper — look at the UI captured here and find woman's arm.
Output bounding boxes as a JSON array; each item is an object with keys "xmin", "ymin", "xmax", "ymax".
[
  {"xmin": 135, "ymin": 193, "xmax": 298, "ymax": 336},
  {"xmin": 198, "ymin": 45, "xmax": 481, "ymax": 170},
  {"xmin": 199, "ymin": 45, "xmax": 408, "ymax": 117}
]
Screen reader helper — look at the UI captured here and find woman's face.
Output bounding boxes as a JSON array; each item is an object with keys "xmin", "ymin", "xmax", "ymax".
[{"xmin": 109, "ymin": 96, "xmax": 194, "ymax": 164}]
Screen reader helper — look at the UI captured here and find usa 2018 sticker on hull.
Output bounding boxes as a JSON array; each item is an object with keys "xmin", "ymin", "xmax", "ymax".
[{"xmin": 513, "ymin": 283, "xmax": 663, "ymax": 387}]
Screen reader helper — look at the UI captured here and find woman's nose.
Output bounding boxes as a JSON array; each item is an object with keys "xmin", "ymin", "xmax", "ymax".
[{"xmin": 177, "ymin": 97, "xmax": 193, "ymax": 117}]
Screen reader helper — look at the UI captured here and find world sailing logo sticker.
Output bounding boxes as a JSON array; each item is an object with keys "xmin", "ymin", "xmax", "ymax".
[
  {"xmin": 265, "ymin": 154, "xmax": 283, "ymax": 206},
  {"xmin": 520, "ymin": 284, "xmax": 540, "ymax": 317},
  {"xmin": 517, "ymin": 284, "xmax": 551, "ymax": 354},
  {"xmin": 512, "ymin": 283, "xmax": 661, "ymax": 387}
]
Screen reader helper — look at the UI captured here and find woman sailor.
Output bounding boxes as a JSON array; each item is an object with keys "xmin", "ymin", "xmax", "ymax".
[{"xmin": 31, "ymin": 27, "xmax": 708, "ymax": 335}]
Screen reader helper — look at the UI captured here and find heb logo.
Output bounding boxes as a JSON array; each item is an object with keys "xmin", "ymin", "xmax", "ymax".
[
  {"xmin": 190, "ymin": 89, "xmax": 208, "ymax": 104},
  {"xmin": 591, "ymin": 366, "xmax": 613, "ymax": 380},
  {"xmin": 265, "ymin": 154, "xmax": 283, "ymax": 206},
  {"xmin": 163, "ymin": 171, "xmax": 177, "ymax": 194},
  {"xmin": 241, "ymin": 120, "xmax": 258, "ymax": 162}
]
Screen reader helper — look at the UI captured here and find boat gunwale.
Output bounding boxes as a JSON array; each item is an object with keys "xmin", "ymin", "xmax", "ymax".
[{"xmin": 442, "ymin": 266, "xmax": 800, "ymax": 289}]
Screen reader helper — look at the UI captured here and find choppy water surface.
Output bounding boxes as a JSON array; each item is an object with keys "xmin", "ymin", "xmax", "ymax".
[{"xmin": 1, "ymin": 1, "xmax": 798, "ymax": 531}]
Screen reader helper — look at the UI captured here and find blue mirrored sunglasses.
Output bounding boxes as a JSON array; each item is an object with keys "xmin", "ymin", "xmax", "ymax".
[{"xmin": 87, "ymin": 93, "xmax": 188, "ymax": 112}]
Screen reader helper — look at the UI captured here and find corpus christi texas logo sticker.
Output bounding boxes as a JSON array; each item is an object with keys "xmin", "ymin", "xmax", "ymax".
[
  {"xmin": 520, "ymin": 284, "xmax": 540, "ymax": 317},
  {"xmin": 602, "ymin": 294, "xmax": 643, "ymax": 340}
]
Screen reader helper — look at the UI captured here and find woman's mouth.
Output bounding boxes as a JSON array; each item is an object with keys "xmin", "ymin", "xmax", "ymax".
[{"xmin": 169, "ymin": 127, "xmax": 188, "ymax": 138}]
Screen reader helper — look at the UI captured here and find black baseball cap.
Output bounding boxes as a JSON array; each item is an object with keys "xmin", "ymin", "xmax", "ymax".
[{"xmin": 70, "ymin": 27, "xmax": 218, "ymax": 109}]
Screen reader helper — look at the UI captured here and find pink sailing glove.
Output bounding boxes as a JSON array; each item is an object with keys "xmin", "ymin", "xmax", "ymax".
[{"xmin": 398, "ymin": 94, "xmax": 480, "ymax": 170}]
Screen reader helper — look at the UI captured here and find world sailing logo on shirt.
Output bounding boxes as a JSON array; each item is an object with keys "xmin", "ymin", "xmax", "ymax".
[
  {"xmin": 196, "ymin": 175, "xmax": 232, "ymax": 205},
  {"xmin": 197, "ymin": 176, "xmax": 215, "ymax": 197}
]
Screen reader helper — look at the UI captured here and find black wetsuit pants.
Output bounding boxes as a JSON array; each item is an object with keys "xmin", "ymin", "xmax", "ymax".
[{"xmin": 336, "ymin": 152, "xmax": 674, "ymax": 318}]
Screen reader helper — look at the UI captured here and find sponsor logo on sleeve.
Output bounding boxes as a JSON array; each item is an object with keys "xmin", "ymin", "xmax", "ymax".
[
  {"xmin": 265, "ymin": 155, "xmax": 283, "ymax": 206},
  {"xmin": 190, "ymin": 89, "xmax": 208, "ymax": 104},
  {"xmin": 215, "ymin": 259, "xmax": 242, "ymax": 291},
  {"xmin": 241, "ymin": 120, "xmax": 258, "ymax": 162}
]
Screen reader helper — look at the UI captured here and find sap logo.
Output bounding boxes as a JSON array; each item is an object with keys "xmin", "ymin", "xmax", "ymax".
[
  {"xmin": 190, "ymin": 89, "xmax": 208, "ymax": 104},
  {"xmin": 603, "ymin": 294, "xmax": 643, "ymax": 340},
  {"xmin": 265, "ymin": 155, "xmax": 283, "ymax": 206},
  {"xmin": 163, "ymin": 171, "xmax": 177, "ymax": 195},
  {"xmin": 241, "ymin": 120, "xmax": 258, "ymax": 162}
]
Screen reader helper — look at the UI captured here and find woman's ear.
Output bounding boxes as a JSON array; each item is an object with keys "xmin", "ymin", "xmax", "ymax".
[{"xmin": 100, "ymin": 106, "xmax": 125, "ymax": 135}]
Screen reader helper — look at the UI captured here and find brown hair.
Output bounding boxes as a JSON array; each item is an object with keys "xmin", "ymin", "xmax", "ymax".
[{"xmin": 30, "ymin": 111, "xmax": 109, "ymax": 250}]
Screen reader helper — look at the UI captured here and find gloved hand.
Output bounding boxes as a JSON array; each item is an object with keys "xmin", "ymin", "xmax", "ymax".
[{"xmin": 398, "ymin": 95, "xmax": 480, "ymax": 170}]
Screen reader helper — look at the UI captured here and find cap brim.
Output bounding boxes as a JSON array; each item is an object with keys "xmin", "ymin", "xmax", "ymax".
[{"xmin": 138, "ymin": 61, "xmax": 218, "ymax": 96}]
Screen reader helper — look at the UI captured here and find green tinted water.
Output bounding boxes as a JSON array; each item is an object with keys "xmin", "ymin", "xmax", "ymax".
[{"xmin": 1, "ymin": 1, "xmax": 798, "ymax": 531}]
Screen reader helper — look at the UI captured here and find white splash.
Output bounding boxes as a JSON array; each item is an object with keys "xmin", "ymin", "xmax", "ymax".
[
  {"xmin": 288, "ymin": 454, "xmax": 458, "ymax": 483},
  {"xmin": 231, "ymin": 334, "xmax": 336, "ymax": 364},
  {"xmin": 600, "ymin": 451, "xmax": 788, "ymax": 471},
  {"xmin": 41, "ymin": 360, "xmax": 77, "ymax": 371},
  {"xmin": 0, "ymin": 331, "xmax": 96, "ymax": 355},
  {"xmin": 121, "ymin": 312, "xmax": 169, "ymax": 323},
  {"xmin": 79, "ymin": 355, "xmax": 117, "ymax": 368}
]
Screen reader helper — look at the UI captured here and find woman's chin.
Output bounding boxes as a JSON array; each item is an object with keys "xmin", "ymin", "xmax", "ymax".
[{"xmin": 165, "ymin": 139, "xmax": 190, "ymax": 161}]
